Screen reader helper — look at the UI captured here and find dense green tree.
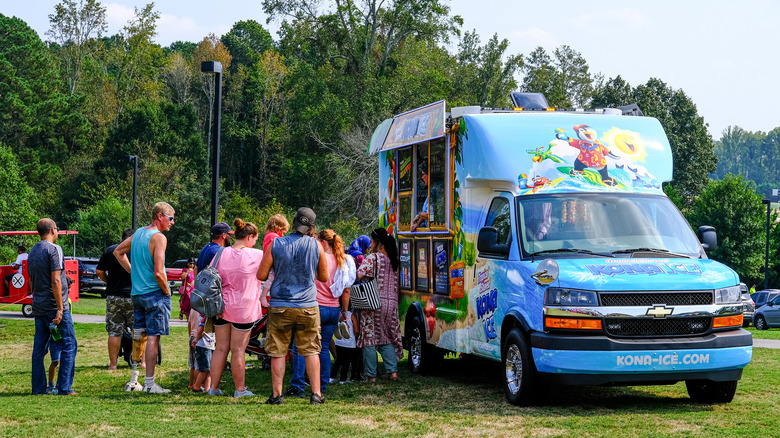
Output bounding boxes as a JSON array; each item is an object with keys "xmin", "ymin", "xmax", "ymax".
[
  {"xmin": 70, "ymin": 196, "xmax": 131, "ymax": 257},
  {"xmin": 0, "ymin": 144, "xmax": 37, "ymax": 232},
  {"xmin": 455, "ymin": 31, "xmax": 522, "ymax": 108},
  {"xmin": 689, "ymin": 174, "xmax": 766, "ymax": 283},
  {"xmin": 520, "ymin": 45, "xmax": 593, "ymax": 108},
  {"xmin": 221, "ymin": 20, "xmax": 274, "ymax": 74},
  {"xmin": 46, "ymin": 0, "xmax": 107, "ymax": 95}
]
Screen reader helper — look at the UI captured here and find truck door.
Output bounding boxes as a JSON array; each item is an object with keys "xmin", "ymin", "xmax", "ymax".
[{"xmin": 469, "ymin": 193, "xmax": 515, "ymax": 356}]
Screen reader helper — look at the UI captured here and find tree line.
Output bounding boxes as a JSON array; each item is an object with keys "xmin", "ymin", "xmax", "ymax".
[{"xmin": 0, "ymin": 0, "xmax": 778, "ymax": 287}]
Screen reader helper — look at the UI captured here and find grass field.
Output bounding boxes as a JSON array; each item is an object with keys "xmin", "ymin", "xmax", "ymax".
[{"xmin": 1, "ymin": 317, "xmax": 779, "ymax": 437}]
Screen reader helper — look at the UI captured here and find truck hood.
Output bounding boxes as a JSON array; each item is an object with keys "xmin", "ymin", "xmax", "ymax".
[{"xmin": 547, "ymin": 257, "xmax": 740, "ymax": 291}]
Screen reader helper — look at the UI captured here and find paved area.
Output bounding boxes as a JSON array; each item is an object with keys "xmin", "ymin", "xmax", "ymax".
[{"xmin": 0, "ymin": 311, "xmax": 188, "ymax": 327}]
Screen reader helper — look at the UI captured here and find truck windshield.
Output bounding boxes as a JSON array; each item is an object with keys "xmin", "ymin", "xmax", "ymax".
[{"xmin": 517, "ymin": 193, "xmax": 703, "ymax": 258}]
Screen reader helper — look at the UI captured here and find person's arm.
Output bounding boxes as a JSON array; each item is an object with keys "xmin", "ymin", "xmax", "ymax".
[
  {"xmin": 316, "ymin": 240, "xmax": 329, "ymax": 282},
  {"xmin": 150, "ymin": 233, "xmax": 170, "ymax": 295},
  {"xmin": 51, "ymin": 270, "xmax": 63, "ymax": 324},
  {"xmin": 96, "ymin": 269, "xmax": 108, "ymax": 283},
  {"xmin": 351, "ymin": 312, "xmax": 359, "ymax": 335},
  {"xmin": 113, "ymin": 236, "xmax": 133, "ymax": 274},
  {"xmin": 256, "ymin": 240, "xmax": 274, "ymax": 281}
]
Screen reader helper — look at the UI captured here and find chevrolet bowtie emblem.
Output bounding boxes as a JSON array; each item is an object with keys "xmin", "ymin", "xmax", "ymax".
[{"xmin": 646, "ymin": 305, "xmax": 673, "ymax": 318}]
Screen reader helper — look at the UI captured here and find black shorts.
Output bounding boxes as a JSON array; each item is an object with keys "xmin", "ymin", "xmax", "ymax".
[{"xmin": 212, "ymin": 317, "xmax": 254, "ymax": 331}]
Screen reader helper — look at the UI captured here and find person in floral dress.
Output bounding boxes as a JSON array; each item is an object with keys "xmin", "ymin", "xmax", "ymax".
[{"xmin": 355, "ymin": 228, "xmax": 402, "ymax": 382}]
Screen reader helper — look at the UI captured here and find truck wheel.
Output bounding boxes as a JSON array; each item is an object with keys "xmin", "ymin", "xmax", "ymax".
[
  {"xmin": 22, "ymin": 304, "xmax": 33, "ymax": 318},
  {"xmin": 686, "ymin": 380, "xmax": 738, "ymax": 403},
  {"xmin": 502, "ymin": 328, "xmax": 537, "ymax": 405},
  {"xmin": 754, "ymin": 315, "xmax": 767, "ymax": 330},
  {"xmin": 407, "ymin": 316, "xmax": 441, "ymax": 374}
]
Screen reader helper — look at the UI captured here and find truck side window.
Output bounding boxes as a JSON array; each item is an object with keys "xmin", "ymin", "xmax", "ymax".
[
  {"xmin": 486, "ymin": 198, "xmax": 512, "ymax": 245},
  {"xmin": 428, "ymin": 141, "xmax": 446, "ymax": 228}
]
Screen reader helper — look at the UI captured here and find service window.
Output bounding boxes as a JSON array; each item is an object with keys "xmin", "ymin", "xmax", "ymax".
[
  {"xmin": 398, "ymin": 239, "xmax": 413, "ymax": 290},
  {"xmin": 398, "ymin": 194, "xmax": 413, "ymax": 232},
  {"xmin": 428, "ymin": 140, "xmax": 446, "ymax": 229},
  {"xmin": 415, "ymin": 240, "xmax": 430, "ymax": 292},
  {"xmin": 486, "ymin": 197, "xmax": 512, "ymax": 245},
  {"xmin": 416, "ymin": 143, "xmax": 429, "ymax": 223},
  {"xmin": 432, "ymin": 239, "xmax": 450, "ymax": 295}
]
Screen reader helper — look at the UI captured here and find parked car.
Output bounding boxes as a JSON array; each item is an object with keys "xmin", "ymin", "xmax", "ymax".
[
  {"xmin": 65, "ymin": 256, "xmax": 106, "ymax": 297},
  {"xmin": 753, "ymin": 294, "xmax": 780, "ymax": 330},
  {"xmin": 740, "ymin": 283, "xmax": 755, "ymax": 327},
  {"xmin": 750, "ymin": 290, "xmax": 780, "ymax": 308},
  {"xmin": 165, "ymin": 259, "xmax": 194, "ymax": 293}
]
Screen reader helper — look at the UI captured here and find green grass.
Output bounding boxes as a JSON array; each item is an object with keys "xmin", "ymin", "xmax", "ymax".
[{"xmin": 0, "ymin": 319, "xmax": 779, "ymax": 437}]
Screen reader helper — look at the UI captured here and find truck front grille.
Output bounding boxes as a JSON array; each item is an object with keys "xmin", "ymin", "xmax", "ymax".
[
  {"xmin": 603, "ymin": 317, "xmax": 711, "ymax": 337},
  {"xmin": 600, "ymin": 292, "xmax": 712, "ymax": 306}
]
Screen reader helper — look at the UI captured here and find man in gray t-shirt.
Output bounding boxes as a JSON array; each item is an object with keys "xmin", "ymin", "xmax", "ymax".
[{"xmin": 29, "ymin": 218, "xmax": 78, "ymax": 395}]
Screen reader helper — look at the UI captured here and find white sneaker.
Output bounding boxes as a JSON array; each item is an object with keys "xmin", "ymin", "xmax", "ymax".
[
  {"xmin": 125, "ymin": 382, "xmax": 143, "ymax": 392},
  {"xmin": 338, "ymin": 321, "xmax": 350, "ymax": 339},
  {"xmin": 207, "ymin": 388, "xmax": 225, "ymax": 396},
  {"xmin": 234, "ymin": 388, "xmax": 255, "ymax": 398},
  {"xmin": 143, "ymin": 382, "xmax": 171, "ymax": 394},
  {"xmin": 329, "ymin": 378, "xmax": 337, "ymax": 384}
]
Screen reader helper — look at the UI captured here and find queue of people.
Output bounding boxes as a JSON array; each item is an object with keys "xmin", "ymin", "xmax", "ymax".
[{"xmin": 28, "ymin": 203, "xmax": 402, "ymax": 405}]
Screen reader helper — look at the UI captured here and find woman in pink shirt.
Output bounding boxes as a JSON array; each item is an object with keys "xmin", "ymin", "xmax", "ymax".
[{"xmin": 207, "ymin": 218, "xmax": 264, "ymax": 398}]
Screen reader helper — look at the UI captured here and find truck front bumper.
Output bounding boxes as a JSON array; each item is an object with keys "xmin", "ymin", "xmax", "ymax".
[{"xmin": 530, "ymin": 329, "xmax": 752, "ymax": 385}]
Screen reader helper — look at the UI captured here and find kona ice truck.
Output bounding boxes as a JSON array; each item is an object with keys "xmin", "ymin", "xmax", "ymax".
[{"xmin": 369, "ymin": 94, "xmax": 752, "ymax": 405}]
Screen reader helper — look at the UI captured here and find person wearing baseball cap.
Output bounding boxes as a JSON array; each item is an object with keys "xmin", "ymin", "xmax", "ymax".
[
  {"xmin": 257, "ymin": 207, "xmax": 329, "ymax": 405},
  {"xmin": 196, "ymin": 222, "xmax": 234, "ymax": 273}
]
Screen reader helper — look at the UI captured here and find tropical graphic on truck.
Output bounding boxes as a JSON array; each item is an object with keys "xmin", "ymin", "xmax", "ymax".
[{"xmin": 370, "ymin": 95, "xmax": 750, "ymax": 406}]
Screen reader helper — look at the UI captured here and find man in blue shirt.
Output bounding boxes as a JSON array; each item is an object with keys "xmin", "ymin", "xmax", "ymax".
[{"xmin": 196, "ymin": 222, "xmax": 233, "ymax": 273}]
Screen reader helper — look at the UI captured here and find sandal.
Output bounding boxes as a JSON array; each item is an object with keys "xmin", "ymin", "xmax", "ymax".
[
  {"xmin": 389, "ymin": 373, "xmax": 398, "ymax": 381},
  {"xmin": 366, "ymin": 377, "xmax": 377, "ymax": 383}
]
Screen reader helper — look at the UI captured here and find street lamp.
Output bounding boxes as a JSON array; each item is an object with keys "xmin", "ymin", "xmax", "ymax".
[
  {"xmin": 762, "ymin": 198, "xmax": 771, "ymax": 290},
  {"xmin": 128, "ymin": 155, "xmax": 138, "ymax": 229},
  {"xmin": 201, "ymin": 60, "xmax": 223, "ymax": 227}
]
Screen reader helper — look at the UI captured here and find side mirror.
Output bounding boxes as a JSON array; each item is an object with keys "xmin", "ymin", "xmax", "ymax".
[
  {"xmin": 698, "ymin": 226, "xmax": 717, "ymax": 252},
  {"xmin": 477, "ymin": 226, "xmax": 509, "ymax": 257}
]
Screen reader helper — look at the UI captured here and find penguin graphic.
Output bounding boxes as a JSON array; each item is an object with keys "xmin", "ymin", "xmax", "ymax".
[{"xmin": 556, "ymin": 125, "xmax": 618, "ymax": 186}]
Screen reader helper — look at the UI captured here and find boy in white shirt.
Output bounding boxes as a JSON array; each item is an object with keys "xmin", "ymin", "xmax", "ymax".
[{"xmin": 191, "ymin": 315, "xmax": 215, "ymax": 392}]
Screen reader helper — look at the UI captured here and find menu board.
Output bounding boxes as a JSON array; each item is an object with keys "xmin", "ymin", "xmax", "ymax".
[
  {"xmin": 432, "ymin": 240, "xmax": 449, "ymax": 295},
  {"xmin": 398, "ymin": 148, "xmax": 413, "ymax": 192},
  {"xmin": 415, "ymin": 240, "xmax": 429, "ymax": 292},
  {"xmin": 398, "ymin": 239, "xmax": 412, "ymax": 290}
]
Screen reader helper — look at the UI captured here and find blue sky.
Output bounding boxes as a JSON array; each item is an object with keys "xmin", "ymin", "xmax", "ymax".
[{"xmin": 6, "ymin": 0, "xmax": 779, "ymax": 139}]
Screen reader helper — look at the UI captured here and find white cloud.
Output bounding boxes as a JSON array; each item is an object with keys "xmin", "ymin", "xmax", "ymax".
[{"xmin": 105, "ymin": 2, "xmax": 135, "ymax": 31}]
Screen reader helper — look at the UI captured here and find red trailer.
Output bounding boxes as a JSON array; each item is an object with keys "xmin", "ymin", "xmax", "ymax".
[{"xmin": 0, "ymin": 231, "xmax": 79, "ymax": 317}]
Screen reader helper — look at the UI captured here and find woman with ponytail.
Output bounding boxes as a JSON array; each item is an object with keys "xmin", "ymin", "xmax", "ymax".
[
  {"xmin": 207, "ymin": 218, "xmax": 263, "ymax": 398},
  {"xmin": 355, "ymin": 228, "xmax": 402, "ymax": 382},
  {"xmin": 288, "ymin": 229, "xmax": 356, "ymax": 395}
]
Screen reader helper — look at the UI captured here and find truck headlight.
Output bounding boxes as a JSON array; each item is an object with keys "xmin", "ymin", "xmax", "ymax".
[
  {"xmin": 544, "ymin": 287, "xmax": 598, "ymax": 306},
  {"xmin": 714, "ymin": 285, "xmax": 741, "ymax": 304}
]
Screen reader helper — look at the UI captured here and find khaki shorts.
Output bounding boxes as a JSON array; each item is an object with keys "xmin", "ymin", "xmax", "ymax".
[{"xmin": 265, "ymin": 306, "xmax": 321, "ymax": 357}]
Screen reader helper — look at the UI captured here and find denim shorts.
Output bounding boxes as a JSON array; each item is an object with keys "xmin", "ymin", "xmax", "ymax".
[
  {"xmin": 195, "ymin": 346, "xmax": 212, "ymax": 371},
  {"xmin": 131, "ymin": 290, "xmax": 171, "ymax": 336},
  {"xmin": 49, "ymin": 338, "xmax": 65, "ymax": 362}
]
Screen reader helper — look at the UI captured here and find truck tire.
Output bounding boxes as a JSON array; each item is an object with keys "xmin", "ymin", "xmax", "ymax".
[
  {"xmin": 686, "ymin": 379, "xmax": 738, "ymax": 403},
  {"xmin": 407, "ymin": 316, "xmax": 441, "ymax": 374},
  {"xmin": 754, "ymin": 315, "xmax": 768, "ymax": 330},
  {"xmin": 22, "ymin": 304, "xmax": 33, "ymax": 318},
  {"xmin": 502, "ymin": 328, "xmax": 537, "ymax": 405}
]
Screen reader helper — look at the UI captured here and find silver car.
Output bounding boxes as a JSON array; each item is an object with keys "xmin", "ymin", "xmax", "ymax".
[{"xmin": 739, "ymin": 283, "xmax": 755, "ymax": 327}]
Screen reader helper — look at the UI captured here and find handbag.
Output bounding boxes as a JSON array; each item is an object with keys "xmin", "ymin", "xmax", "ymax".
[
  {"xmin": 350, "ymin": 256, "xmax": 381, "ymax": 310},
  {"xmin": 190, "ymin": 248, "xmax": 226, "ymax": 318}
]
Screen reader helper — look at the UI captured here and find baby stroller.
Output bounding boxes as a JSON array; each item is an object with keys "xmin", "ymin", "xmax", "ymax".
[{"xmin": 245, "ymin": 315, "xmax": 272, "ymax": 370}]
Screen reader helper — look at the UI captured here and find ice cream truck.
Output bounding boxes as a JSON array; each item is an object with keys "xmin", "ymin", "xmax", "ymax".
[{"xmin": 370, "ymin": 94, "xmax": 752, "ymax": 405}]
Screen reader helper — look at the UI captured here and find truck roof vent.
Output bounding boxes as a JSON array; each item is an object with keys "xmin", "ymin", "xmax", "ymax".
[
  {"xmin": 510, "ymin": 92, "xmax": 549, "ymax": 110},
  {"xmin": 617, "ymin": 103, "xmax": 644, "ymax": 116}
]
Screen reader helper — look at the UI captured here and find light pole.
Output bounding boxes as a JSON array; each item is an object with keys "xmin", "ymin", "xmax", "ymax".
[
  {"xmin": 201, "ymin": 61, "xmax": 223, "ymax": 227},
  {"xmin": 128, "ymin": 155, "xmax": 138, "ymax": 229},
  {"xmin": 763, "ymin": 198, "xmax": 771, "ymax": 290}
]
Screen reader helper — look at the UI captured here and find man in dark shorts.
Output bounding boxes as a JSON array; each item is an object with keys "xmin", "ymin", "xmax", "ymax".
[
  {"xmin": 96, "ymin": 228, "xmax": 136, "ymax": 370},
  {"xmin": 114, "ymin": 202, "xmax": 175, "ymax": 394},
  {"xmin": 29, "ymin": 218, "xmax": 77, "ymax": 395},
  {"xmin": 257, "ymin": 207, "xmax": 329, "ymax": 405}
]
